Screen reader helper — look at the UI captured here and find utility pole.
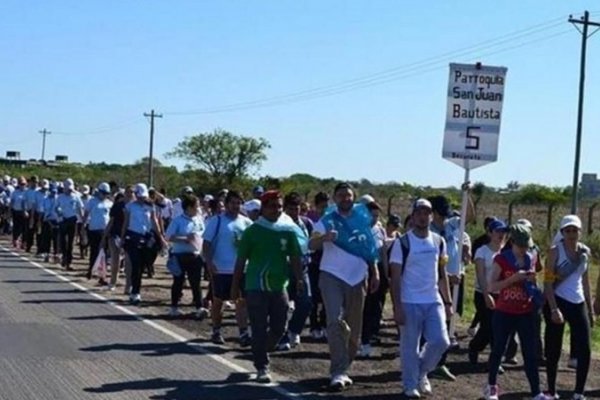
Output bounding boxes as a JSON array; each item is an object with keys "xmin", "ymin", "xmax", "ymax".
[
  {"xmin": 569, "ymin": 11, "xmax": 600, "ymax": 213},
  {"xmin": 143, "ymin": 110, "xmax": 163, "ymax": 187},
  {"xmin": 39, "ymin": 129, "xmax": 51, "ymax": 161}
]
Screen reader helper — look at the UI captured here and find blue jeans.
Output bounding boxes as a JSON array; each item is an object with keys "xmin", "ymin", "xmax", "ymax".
[
  {"xmin": 400, "ymin": 302, "xmax": 450, "ymax": 391},
  {"xmin": 287, "ymin": 271, "xmax": 312, "ymax": 335},
  {"xmin": 488, "ymin": 310, "xmax": 541, "ymax": 396}
]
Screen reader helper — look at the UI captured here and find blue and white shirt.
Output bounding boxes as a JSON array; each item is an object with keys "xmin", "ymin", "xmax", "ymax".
[
  {"xmin": 166, "ymin": 213, "xmax": 205, "ymax": 254},
  {"xmin": 56, "ymin": 192, "xmax": 84, "ymax": 220},
  {"xmin": 85, "ymin": 197, "xmax": 113, "ymax": 231}
]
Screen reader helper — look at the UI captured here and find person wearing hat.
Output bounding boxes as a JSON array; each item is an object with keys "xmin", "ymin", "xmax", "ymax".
[
  {"xmin": 83, "ymin": 182, "xmax": 113, "ymax": 283},
  {"xmin": 172, "ymin": 186, "xmax": 195, "ymax": 219},
  {"xmin": 357, "ymin": 194, "xmax": 389, "ymax": 358},
  {"xmin": 10, "ymin": 177, "xmax": 28, "ymax": 249},
  {"xmin": 389, "ymin": 198, "xmax": 453, "ymax": 398},
  {"xmin": 243, "ymin": 199, "xmax": 261, "ymax": 222},
  {"xmin": 252, "ymin": 185, "xmax": 265, "ymax": 200},
  {"xmin": 56, "ymin": 179, "xmax": 84, "ymax": 270},
  {"xmin": 31, "ymin": 179, "xmax": 50, "ymax": 257},
  {"xmin": 484, "ymin": 224, "xmax": 549, "ymax": 400},
  {"xmin": 543, "ymin": 215, "xmax": 593, "ymax": 400},
  {"xmin": 231, "ymin": 190, "xmax": 304, "ymax": 384},
  {"xmin": 40, "ymin": 183, "xmax": 61, "ymax": 263},
  {"xmin": 468, "ymin": 219, "xmax": 509, "ymax": 366},
  {"xmin": 23, "ymin": 176, "xmax": 40, "ymax": 253},
  {"xmin": 120, "ymin": 183, "xmax": 167, "ymax": 304}
]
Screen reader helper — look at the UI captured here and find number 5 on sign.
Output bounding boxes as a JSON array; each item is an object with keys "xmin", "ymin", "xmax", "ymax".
[{"xmin": 465, "ymin": 126, "xmax": 481, "ymax": 150}]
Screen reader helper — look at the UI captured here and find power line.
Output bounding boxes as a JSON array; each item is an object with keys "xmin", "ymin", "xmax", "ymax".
[
  {"xmin": 166, "ymin": 26, "xmax": 571, "ymax": 115},
  {"xmin": 164, "ymin": 15, "xmax": 569, "ymax": 116},
  {"xmin": 52, "ymin": 118, "xmax": 144, "ymax": 136}
]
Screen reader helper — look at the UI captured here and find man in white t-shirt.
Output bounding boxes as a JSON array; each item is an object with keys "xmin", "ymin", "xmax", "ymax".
[
  {"xmin": 308, "ymin": 182, "xmax": 380, "ymax": 391},
  {"xmin": 390, "ymin": 198, "xmax": 453, "ymax": 399}
]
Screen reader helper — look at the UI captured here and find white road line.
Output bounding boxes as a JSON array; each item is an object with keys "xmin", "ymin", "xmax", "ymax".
[{"xmin": 1, "ymin": 246, "xmax": 304, "ymax": 399}]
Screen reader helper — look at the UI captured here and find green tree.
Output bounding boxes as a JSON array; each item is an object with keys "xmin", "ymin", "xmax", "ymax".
[{"xmin": 166, "ymin": 128, "xmax": 270, "ymax": 186}]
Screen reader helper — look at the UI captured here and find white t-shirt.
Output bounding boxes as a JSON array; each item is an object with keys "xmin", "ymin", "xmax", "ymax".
[
  {"xmin": 473, "ymin": 244, "xmax": 500, "ymax": 294},
  {"xmin": 389, "ymin": 231, "xmax": 447, "ymax": 304},
  {"xmin": 554, "ymin": 241, "xmax": 588, "ymax": 304},
  {"xmin": 314, "ymin": 221, "xmax": 368, "ymax": 286},
  {"xmin": 161, "ymin": 198, "xmax": 174, "ymax": 220}
]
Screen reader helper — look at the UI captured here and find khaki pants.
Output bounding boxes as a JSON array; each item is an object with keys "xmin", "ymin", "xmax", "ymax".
[
  {"xmin": 108, "ymin": 237, "xmax": 131, "ymax": 290},
  {"xmin": 319, "ymin": 271, "xmax": 367, "ymax": 376}
]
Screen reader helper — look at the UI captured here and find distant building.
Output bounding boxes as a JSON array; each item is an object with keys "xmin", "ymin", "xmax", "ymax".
[{"xmin": 581, "ymin": 173, "xmax": 600, "ymax": 198}]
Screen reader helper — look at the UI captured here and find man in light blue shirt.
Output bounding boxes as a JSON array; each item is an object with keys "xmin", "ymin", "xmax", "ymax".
[
  {"xmin": 202, "ymin": 190, "xmax": 252, "ymax": 345},
  {"xmin": 10, "ymin": 177, "xmax": 28, "ymax": 248},
  {"xmin": 84, "ymin": 182, "xmax": 113, "ymax": 281},
  {"xmin": 23, "ymin": 176, "xmax": 39, "ymax": 253},
  {"xmin": 40, "ymin": 183, "xmax": 60, "ymax": 263},
  {"xmin": 56, "ymin": 178, "xmax": 84, "ymax": 270}
]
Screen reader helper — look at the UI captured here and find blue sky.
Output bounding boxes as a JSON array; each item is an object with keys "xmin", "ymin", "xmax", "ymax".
[{"xmin": 1, "ymin": 1, "xmax": 599, "ymax": 188}]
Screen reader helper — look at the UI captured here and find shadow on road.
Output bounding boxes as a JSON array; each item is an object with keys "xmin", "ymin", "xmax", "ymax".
[
  {"xmin": 80, "ymin": 340, "xmax": 230, "ymax": 356},
  {"xmin": 83, "ymin": 374, "xmax": 293, "ymax": 400},
  {"xmin": 21, "ymin": 298, "xmax": 106, "ymax": 304}
]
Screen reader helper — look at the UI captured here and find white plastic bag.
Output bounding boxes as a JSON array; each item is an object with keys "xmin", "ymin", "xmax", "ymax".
[{"xmin": 92, "ymin": 249, "xmax": 107, "ymax": 280}]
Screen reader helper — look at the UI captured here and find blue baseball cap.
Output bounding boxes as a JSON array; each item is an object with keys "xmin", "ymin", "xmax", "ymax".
[{"xmin": 488, "ymin": 219, "xmax": 509, "ymax": 233}]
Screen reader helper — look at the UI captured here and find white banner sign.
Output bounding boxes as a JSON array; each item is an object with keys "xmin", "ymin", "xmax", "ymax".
[{"xmin": 442, "ymin": 63, "xmax": 507, "ymax": 169}]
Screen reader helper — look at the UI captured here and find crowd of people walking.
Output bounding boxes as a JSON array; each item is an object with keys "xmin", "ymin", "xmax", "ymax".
[{"xmin": 0, "ymin": 173, "xmax": 599, "ymax": 399}]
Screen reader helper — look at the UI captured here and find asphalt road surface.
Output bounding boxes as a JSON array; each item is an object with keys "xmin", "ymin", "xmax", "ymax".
[{"xmin": 0, "ymin": 247, "xmax": 308, "ymax": 400}]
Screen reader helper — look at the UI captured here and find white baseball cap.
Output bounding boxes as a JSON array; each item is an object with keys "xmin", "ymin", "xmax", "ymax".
[
  {"xmin": 97, "ymin": 182, "xmax": 111, "ymax": 194},
  {"xmin": 560, "ymin": 215, "xmax": 582, "ymax": 230},
  {"xmin": 412, "ymin": 198, "xmax": 432, "ymax": 211},
  {"xmin": 243, "ymin": 199, "xmax": 261, "ymax": 213},
  {"xmin": 135, "ymin": 183, "xmax": 149, "ymax": 198},
  {"xmin": 41, "ymin": 179, "xmax": 50, "ymax": 190},
  {"xmin": 203, "ymin": 194, "xmax": 214, "ymax": 202},
  {"xmin": 82, "ymin": 184, "xmax": 90, "ymax": 194}
]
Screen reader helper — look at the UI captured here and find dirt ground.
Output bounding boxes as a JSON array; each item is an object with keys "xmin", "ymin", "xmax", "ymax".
[{"xmin": 5, "ymin": 240, "xmax": 600, "ymax": 400}]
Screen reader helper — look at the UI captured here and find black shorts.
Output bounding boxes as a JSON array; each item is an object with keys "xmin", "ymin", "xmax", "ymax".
[{"xmin": 212, "ymin": 273, "xmax": 245, "ymax": 300}]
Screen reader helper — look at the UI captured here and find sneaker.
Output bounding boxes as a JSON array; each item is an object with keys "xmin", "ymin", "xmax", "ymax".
[
  {"xmin": 532, "ymin": 394, "xmax": 553, "ymax": 400},
  {"xmin": 403, "ymin": 388, "xmax": 421, "ymax": 398},
  {"xmin": 571, "ymin": 394, "xmax": 586, "ymax": 400},
  {"xmin": 169, "ymin": 307, "xmax": 181, "ymax": 317},
  {"xmin": 358, "ymin": 343, "xmax": 373, "ymax": 358},
  {"xmin": 419, "ymin": 375, "xmax": 432, "ymax": 395},
  {"xmin": 568, "ymin": 358, "xmax": 578, "ymax": 369},
  {"xmin": 467, "ymin": 327, "xmax": 478, "ymax": 337},
  {"xmin": 256, "ymin": 368, "xmax": 272, "ymax": 384},
  {"xmin": 329, "ymin": 375, "xmax": 345, "ymax": 392},
  {"xmin": 129, "ymin": 294, "xmax": 141, "ymax": 305},
  {"xmin": 211, "ymin": 331, "xmax": 225, "ymax": 345},
  {"xmin": 341, "ymin": 375, "xmax": 353, "ymax": 387},
  {"xmin": 276, "ymin": 342, "xmax": 291, "ymax": 351},
  {"xmin": 195, "ymin": 307, "xmax": 209, "ymax": 320},
  {"xmin": 498, "ymin": 366, "xmax": 505, "ymax": 375},
  {"xmin": 239, "ymin": 332, "xmax": 252, "ymax": 348},
  {"xmin": 504, "ymin": 357, "xmax": 518, "ymax": 365},
  {"xmin": 289, "ymin": 332, "xmax": 301, "ymax": 348},
  {"xmin": 107, "ymin": 284, "xmax": 116, "ymax": 292},
  {"xmin": 484, "ymin": 384, "xmax": 499, "ymax": 400},
  {"xmin": 311, "ymin": 328, "xmax": 324, "ymax": 340},
  {"xmin": 431, "ymin": 365, "xmax": 456, "ymax": 381}
]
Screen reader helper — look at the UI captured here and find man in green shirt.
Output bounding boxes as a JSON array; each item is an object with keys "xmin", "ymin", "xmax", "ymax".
[{"xmin": 231, "ymin": 190, "xmax": 303, "ymax": 384}]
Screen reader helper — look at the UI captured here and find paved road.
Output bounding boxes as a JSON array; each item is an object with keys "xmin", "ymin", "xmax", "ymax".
[{"xmin": 0, "ymin": 247, "xmax": 307, "ymax": 400}]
